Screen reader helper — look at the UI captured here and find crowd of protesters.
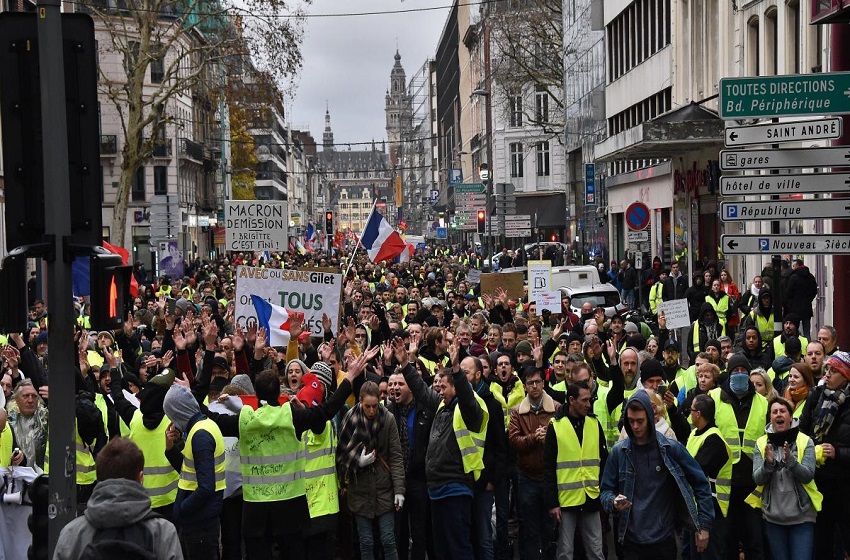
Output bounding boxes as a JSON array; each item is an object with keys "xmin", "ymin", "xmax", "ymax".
[{"xmin": 0, "ymin": 245, "xmax": 844, "ymax": 560}]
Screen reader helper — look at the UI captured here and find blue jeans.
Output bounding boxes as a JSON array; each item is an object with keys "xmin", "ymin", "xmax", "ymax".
[
  {"xmin": 472, "ymin": 489, "xmax": 495, "ymax": 560},
  {"xmin": 764, "ymin": 521, "xmax": 814, "ymax": 560},
  {"xmin": 355, "ymin": 512, "xmax": 399, "ymax": 560},
  {"xmin": 518, "ymin": 475, "xmax": 551, "ymax": 559},
  {"xmin": 431, "ymin": 495, "xmax": 474, "ymax": 560}
]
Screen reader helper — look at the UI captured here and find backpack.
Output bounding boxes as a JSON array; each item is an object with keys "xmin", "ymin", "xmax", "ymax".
[{"xmin": 78, "ymin": 511, "xmax": 161, "ymax": 560}]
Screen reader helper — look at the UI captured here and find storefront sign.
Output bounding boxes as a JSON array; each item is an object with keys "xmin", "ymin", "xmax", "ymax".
[{"xmin": 585, "ymin": 163, "xmax": 596, "ymax": 205}]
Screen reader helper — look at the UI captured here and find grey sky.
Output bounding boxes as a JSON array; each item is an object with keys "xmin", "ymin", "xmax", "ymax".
[{"xmin": 288, "ymin": 0, "xmax": 449, "ymax": 146}]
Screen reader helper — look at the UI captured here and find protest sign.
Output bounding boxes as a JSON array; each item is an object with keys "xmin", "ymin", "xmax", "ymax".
[
  {"xmin": 235, "ymin": 266, "xmax": 342, "ymax": 336},
  {"xmin": 657, "ymin": 299, "xmax": 691, "ymax": 330},
  {"xmin": 481, "ymin": 271, "xmax": 525, "ymax": 300},
  {"xmin": 537, "ymin": 291, "xmax": 562, "ymax": 313},
  {"xmin": 467, "ymin": 269, "xmax": 482, "ymax": 284},
  {"xmin": 528, "ymin": 260, "xmax": 552, "ymax": 304}
]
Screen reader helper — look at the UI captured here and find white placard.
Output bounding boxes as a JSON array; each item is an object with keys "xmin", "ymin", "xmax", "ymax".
[
  {"xmin": 537, "ymin": 291, "xmax": 562, "ymax": 314},
  {"xmin": 467, "ymin": 269, "xmax": 482, "ymax": 284},
  {"xmin": 657, "ymin": 299, "xmax": 691, "ymax": 330},
  {"xmin": 528, "ymin": 260, "xmax": 552, "ymax": 303},
  {"xmin": 235, "ymin": 266, "xmax": 342, "ymax": 337},
  {"xmin": 225, "ymin": 201, "xmax": 288, "ymax": 251}
]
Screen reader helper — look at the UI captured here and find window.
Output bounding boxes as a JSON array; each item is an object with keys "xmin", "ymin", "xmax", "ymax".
[
  {"xmin": 536, "ymin": 141, "xmax": 550, "ymax": 176},
  {"xmin": 132, "ymin": 167, "xmax": 146, "ymax": 201},
  {"xmin": 509, "ymin": 94, "xmax": 523, "ymax": 127},
  {"xmin": 154, "ymin": 166, "xmax": 168, "ymax": 195},
  {"xmin": 535, "ymin": 87, "xmax": 549, "ymax": 123},
  {"xmin": 151, "ymin": 45, "xmax": 165, "ymax": 83},
  {"xmin": 509, "ymin": 143, "xmax": 524, "ymax": 177}
]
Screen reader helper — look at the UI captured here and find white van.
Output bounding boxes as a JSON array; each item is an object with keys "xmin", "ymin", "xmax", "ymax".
[{"xmin": 550, "ymin": 266, "xmax": 622, "ymax": 316}]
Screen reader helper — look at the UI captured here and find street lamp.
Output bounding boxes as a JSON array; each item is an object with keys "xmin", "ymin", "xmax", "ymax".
[{"xmin": 472, "ymin": 87, "xmax": 492, "ymax": 267}]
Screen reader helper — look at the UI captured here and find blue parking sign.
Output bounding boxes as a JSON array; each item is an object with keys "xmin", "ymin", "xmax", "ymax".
[
  {"xmin": 759, "ymin": 238, "xmax": 769, "ymax": 252},
  {"xmin": 725, "ymin": 205, "xmax": 738, "ymax": 219}
]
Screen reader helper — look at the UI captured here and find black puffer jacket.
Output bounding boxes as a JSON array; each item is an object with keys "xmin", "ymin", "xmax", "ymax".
[
  {"xmin": 799, "ymin": 385, "xmax": 850, "ymax": 484},
  {"xmin": 784, "ymin": 265, "xmax": 818, "ymax": 319}
]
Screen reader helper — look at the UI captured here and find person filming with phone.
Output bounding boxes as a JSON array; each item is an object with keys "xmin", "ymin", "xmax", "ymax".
[{"xmin": 601, "ymin": 390, "xmax": 714, "ymax": 560}]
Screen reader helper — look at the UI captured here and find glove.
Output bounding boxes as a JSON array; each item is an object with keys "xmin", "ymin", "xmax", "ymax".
[
  {"xmin": 394, "ymin": 494, "xmax": 405, "ymax": 509},
  {"xmin": 357, "ymin": 448, "xmax": 376, "ymax": 468}
]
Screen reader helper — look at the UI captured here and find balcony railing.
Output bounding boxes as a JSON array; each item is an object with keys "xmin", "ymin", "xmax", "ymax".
[
  {"xmin": 146, "ymin": 137, "xmax": 172, "ymax": 158},
  {"xmin": 178, "ymin": 137, "xmax": 204, "ymax": 162}
]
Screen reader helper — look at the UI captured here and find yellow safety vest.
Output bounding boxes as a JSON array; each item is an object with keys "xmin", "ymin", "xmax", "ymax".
[
  {"xmin": 675, "ymin": 366, "xmax": 697, "ymax": 396},
  {"xmin": 490, "ymin": 379, "xmax": 525, "ymax": 429},
  {"xmin": 155, "ymin": 285, "xmax": 173, "ymax": 298},
  {"xmin": 438, "ymin": 391, "xmax": 489, "ymax": 481},
  {"xmin": 94, "ymin": 393, "xmax": 131, "ymax": 438},
  {"xmin": 705, "ymin": 294, "xmax": 730, "ymax": 325},
  {"xmin": 749, "ymin": 310, "xmax": 775, "ymax": 346},
  {"xmin": 592, "ymin": 385, "xmax": 616, "ymax": 449},
  {"xmin": 418, "ymin": 355, "xmax": 450, "ymax": 379},
  {"xmin": 649, "ymin": 283, "xmax": 664, "ymax": 315},
  {"xmin": 0, "ymin": 423, "xmax": 12, "ymax": 467},
  {"xmin": 129, "ymin": 410, "xmax": 179, "ymax": 508},
  {"xmin": 686, "ymin": 426, "xmax": 732, "ymax": 517},
  {"xmin": 610, "ymin": 387, "xmax": 639, "ymax": 433},
  {"xmin": 773, "ymin": 336, "xmax": 808, "ymax": 360},
  {"xmin": 709, "ymin": 388, "xmax": 768, "ymax": 464},
  {"xmin": 239, "ymin": 404, "xmax": 305, "ymax": 502},
  {"xmin": 44, "ymin": 424, "xmax": 97, "ymax": 485},
  {"xmin": 553, "ymin": 415, "xmax": 601, "ymax": 507},
  {"xmin": 745, "ymin": 432, "xmax": 822, "ymax": 512},
  {"xmin": 178, "ymin": 418, "xmax": 226, "ymax": 492},
  {"xmin": 303, "ymin": 421, "xmax": 339, "ymax": 518},
  {"xmin": 692, "ymin": 321, "xmax": 726, "ymax": 353}
]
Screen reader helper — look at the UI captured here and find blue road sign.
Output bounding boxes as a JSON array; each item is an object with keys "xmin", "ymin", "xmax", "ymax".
[
  {"xmin": 436, "ymin": 227, "xmax": 448, "ymax": 239},
  {"xmin": 725, "ymin": 205, "xmax": 739, "ymax": 219}
]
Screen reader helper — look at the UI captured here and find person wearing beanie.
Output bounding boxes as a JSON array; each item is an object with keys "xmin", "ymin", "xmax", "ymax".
[
  {"xmin": 709, "ymin": 351, "xmax": 768, "ymax": 559},
  {"xmin": 162, "ymin": 384, "xmax": 226, "ymax": 558},
  {"xmin": 768, "ymin": 313, "xmax": 809, "ymax": 365},
  {"xmin": 284, "ymin": 358, "xmax": 309, "ymax": 393},
  {"xmin": 310, "ymin": 361, "xmax": 336, "ymax": 393},
  {"xmin": 229, "ymin": 374, "xmax": 255, "ymax": 396},
  {"xmin": 202, "ymin": 347, "xmax": 377, "ymax": 559},
  {"xmin": 799, "ymin": 350, "xmax": 850, "ymax": 559}
]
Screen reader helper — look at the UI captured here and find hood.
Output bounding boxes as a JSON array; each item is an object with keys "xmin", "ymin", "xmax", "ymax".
[
  {"xmin": 163, "ymin": 385, "xmax": 200, "ymax": 433},
  {"xmin": 84, "ymin": 479, "xmax": 153, "ymax": 529},
  {"xmin": 771, "ymin": 355, "xmax": 794, "ymax": 375},
  {"xmin": 623, "ymin": 390, "xmax": 655, "ymax": 440},
  {"xmin": 765, "ymin": 417, "xmax": 800, "ymax": 446},
  {"xmin": 758, "ymin": 288, "xmax": 773, "ymax": 312},
  {"xmin": 699, "ymin": 302, "xmax": 717, "ymax": 323},
  {"xmin": 285, "ymin": 358, "xmax": 309, "ymax": 376},
  {"xmin": 138, "ymin": 383, "xmax": 168, "ymax": 430}
]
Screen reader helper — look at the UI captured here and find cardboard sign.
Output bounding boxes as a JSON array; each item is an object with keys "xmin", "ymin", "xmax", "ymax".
[
  {"xmin": 480, "ymin": 271, "xmax": 525, "ymax": 300},
  {"xmin": 537, "ymin": 291, "xmax": 562, "ymax": 314},
  {"xmin": 657, "ymin": 299, "xmax": 691, "ymax": 330},
  {"xmin": 235, "ymin": 266, "xmax": 342, "ymax": 336},
  {"xmin": 225, "ymin": 201, "xmax": 288, "ymax": 251}
]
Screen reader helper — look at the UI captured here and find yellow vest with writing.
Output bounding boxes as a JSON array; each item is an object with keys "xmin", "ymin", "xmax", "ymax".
[
  {"xmin": 239, "ymin": 403, "xmax": 305, "ymax": 502},
  {"xmin": 553, "ymin": 415, "xmax": 601, "ymax": 507},
  {"xmin": 686, "ymin": 426, "xmax": 732, "ymax": 516},
  {"xmin": 710, "ymin": 388, "xmax": 767, "ymax": 464},
  {"xmin": 745, "ymin": 432, "xmax": 822, "ymax": 512},
  {"xmin": 129, "ymin": 410, "xmax": 178, "ymax": 508},
  {"xmin": 303, "ymin": 421, "xmax": 339, "ymax": 518},
  {"xmin": 179, "ymin": 418, "xmax": 226, "ymax": 492},
  {"xmin": 438, "ymin": 391, "xmax": 489, "ymax": 481}
]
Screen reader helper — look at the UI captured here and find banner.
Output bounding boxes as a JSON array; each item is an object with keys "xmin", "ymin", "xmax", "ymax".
[{"xmin": 235, "ymin": 266, "xmax": 342, "ymax": 337}]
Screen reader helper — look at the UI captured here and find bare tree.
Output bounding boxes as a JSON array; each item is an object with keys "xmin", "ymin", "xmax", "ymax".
[
  {"xmin": 87, "ymin": 0, "xmax": 309, "ymax": 244},
  {"xmin": 488, "ymin": 0, "xmax": 564, "ymax": 142}
]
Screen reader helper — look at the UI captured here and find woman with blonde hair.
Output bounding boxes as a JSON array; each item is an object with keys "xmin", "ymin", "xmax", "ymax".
[
  {"xmin": 618, "ymin": 389, "xmax": 677, "ymax": 441},
  {"xmin": 750, "ymin": 367, "xmax": 779, "ymax": 402},
  {"xmin": 783, "ymin": 363, "xmax": 814, "ymax": 418}
]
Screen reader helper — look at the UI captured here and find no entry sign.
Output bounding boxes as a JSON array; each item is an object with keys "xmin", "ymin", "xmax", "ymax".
[{"xmin": 626, "ymin": 202, "xmax": 650, "ymax": 230}]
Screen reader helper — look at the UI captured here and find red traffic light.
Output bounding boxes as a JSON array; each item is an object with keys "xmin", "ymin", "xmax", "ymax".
[
  {"xmin": 326, "ymin": 211, "xmax": 333, "ymax": 221},
  {"xmin": 477, "ymin": 210, "xmax": 485, "ymax": 220}
]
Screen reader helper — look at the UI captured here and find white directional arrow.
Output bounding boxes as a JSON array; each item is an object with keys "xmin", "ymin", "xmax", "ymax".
[
  {"xmin": 722, "ymin": 234, "xmax": 850, "ymax": 254},
  {"xmin": 845, "ymin": 87, "xmax": 850, "ymax": 100}
]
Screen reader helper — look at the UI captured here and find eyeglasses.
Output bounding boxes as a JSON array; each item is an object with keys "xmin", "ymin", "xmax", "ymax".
[{"xmin": 527, "ymin": 379, "xmax": 544, "ymax": 386}]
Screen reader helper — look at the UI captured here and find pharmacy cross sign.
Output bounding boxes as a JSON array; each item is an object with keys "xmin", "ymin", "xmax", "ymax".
[{"xmin": 719, "ymin": 72, "xmax": 850, "ymax": 119}]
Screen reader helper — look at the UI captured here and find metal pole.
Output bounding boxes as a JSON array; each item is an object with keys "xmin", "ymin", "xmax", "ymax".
[{"xmin": 37, "ymin": 0, "xmax": 77, "ymax": 555}]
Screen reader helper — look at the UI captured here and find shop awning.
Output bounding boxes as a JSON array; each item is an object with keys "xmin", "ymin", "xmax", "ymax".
[
  {"xmin": 516, "ymin": 191, "xmax": 567, "ymax": 228},
  {"xmin": 595, "ymin": 102, "xmax": 725, "ymax": 163}
]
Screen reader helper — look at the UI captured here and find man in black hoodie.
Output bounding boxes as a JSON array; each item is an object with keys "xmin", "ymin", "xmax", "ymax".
[
  {"xmin": 687, "ymin": 303, "xmax": 725, "ymax": 364},
  {"xmin": 784, "ymin": 259, "xmax": 818, "ymax": 338}
]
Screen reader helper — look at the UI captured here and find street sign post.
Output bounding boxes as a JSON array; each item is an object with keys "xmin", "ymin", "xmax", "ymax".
[
  {"xmin": 720, "ymin": 199, "xmax": 850, "ymax": 221},
  {"xmin": 627, "ymin": 230, "xmax": 649, "ymax": 243},
  {"xmin": 720, "ymin": 172, "xmax": 850, "ymax": 195},
  {"xmin": 719, "ymin": 72, "xmax": 850, "ymax": 119},
  {"xmin": 455, "ymin": 183, "xmax": 485, "ymax": 193},
  {"xmin": 724, "ymin": 118, "xmax": 842, "ymax": 147},
  {"xmin": 720, "ymin": 146, "xmax": 850, "ymax": 171},
  {"xmin": 722, "ymin": 234, "xmax": 850, "ymax": 254},
  {"xmin": 625, "ymin": 202, "xmax": 651, "ymax": 230}
]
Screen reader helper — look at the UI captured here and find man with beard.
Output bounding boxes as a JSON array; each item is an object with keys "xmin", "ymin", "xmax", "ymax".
[
  {"xmin": 767, "ymin": 313, "xmax": 808, "ymax": 364},
  {"xmin": 687, "ymin": 303, "xmax": 725, "ymax": 363}
]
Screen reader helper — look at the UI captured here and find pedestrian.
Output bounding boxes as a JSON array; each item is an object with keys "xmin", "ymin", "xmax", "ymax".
[
  {"xmin": 601, "ymin": 391, "xmax": 714, "ymax": 560},
  {"xmin": 338, "ymin": 381, "xmax": 405, "ymax": 560},
  {"xmin": 784, "ymin": 259, "xmax": 818, "ymax": 339},
  {"xmin": 53, "ymin": 437, "xmax": 183, "ymax": 560}
]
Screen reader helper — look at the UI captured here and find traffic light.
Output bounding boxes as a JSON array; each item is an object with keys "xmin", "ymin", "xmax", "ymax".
[
  {"xmin": 28, "ymin": 475, "xmax": 49, "ymax": 560},
  {"xmin": 89, "ymin": 248, "xmax": 132, "ymax": 331},
  {"xmin": 0, "ymin": 248, "xmax": 29, "ymax": 334},
  {"xmin": 325, "ymin": 211, "xmax": 334, "ymax": 234},
  {"xmin": 477, "ymin": 210, "xmax": 486, "ymax": 234}
]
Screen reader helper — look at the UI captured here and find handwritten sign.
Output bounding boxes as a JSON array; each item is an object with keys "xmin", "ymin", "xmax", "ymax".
[
  {"xmin": 537, "ymin": 291, "xmax": 562, "ymax": 314},
  {"xmin": 657, "ymin": 299, "xmax": 691, "ymax": 330},
  {"xmin": 528, "ymin": 260, "xmax": 552, "ymax": 304}
]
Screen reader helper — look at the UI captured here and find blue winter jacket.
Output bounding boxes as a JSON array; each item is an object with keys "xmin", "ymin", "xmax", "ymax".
[{"xmin": 600, "ymin": 390, "xmax": 714, "ymax": 543}]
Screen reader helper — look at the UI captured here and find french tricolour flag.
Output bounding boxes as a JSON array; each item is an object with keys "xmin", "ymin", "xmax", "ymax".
[
  {"xmin": 251, "ymin": 295, "xmax": 298, "ymax": 347},
  {"xmin": 361, "ymin": 205, "xmax": 406, "ymax": 263}
]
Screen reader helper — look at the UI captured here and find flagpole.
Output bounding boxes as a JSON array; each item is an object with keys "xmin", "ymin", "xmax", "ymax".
[{"xmin": 343, "ymin": 198, "xmax": 377, "ymax": 279}]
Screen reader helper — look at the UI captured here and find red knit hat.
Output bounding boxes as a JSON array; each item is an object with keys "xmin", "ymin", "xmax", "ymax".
[{"xmin": 296, "ymin": 373, "xmax": 324, "ymax": 407}]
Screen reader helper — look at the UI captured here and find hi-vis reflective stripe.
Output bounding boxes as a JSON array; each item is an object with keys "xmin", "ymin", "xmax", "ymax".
[
  {"xmin": 455, "ymin": 429, "xmax": 486, "ymax": 448},
  {"xmin": 556, "ymin": 459, "xmax": 601, "ymax": 469},
  {"xmin": 750, "ymin": 487, "xmax": 762, "ymax": 499},
  {"xmin": 76, "ymin": 441, "xmax": 91, "ymax": 453},
  {"xmin": 743, "ymin": 439, "xmax": 758, "ymax": 448},
  {"xmin": 145, "ymin": 466, "xmax": 175, "ymax": 475},
  {"xmin": 303, "ymin": 466, "xmax": 337, "ymax": 479},
  {"xmin": 240, "ymin": 450, "xmax": 302, "ymax": 465},
  {"xmin": 184, "ymin": 454, "xmax": 226, "ymax": 470},
  {"xmin": 77, "ymin": 463, "xmax": 97, "ymax": 474},
  {"xmin": 303, "ymin": 448, "xmax": 333, "ymax": 461},
  {"xmin": 557, "ymin": 480, "xmax": 599, "ymax": 491},
  {"xmin": 147, "ymin": 480, "xmax": 179, "ymax": 497},
  {"xmin": 243, "ymin": 472, "xmax": 302, "ymax": 485},
  {"xmin": 182, "ymin": 470, "xmax": 226, "ymax": 483}
]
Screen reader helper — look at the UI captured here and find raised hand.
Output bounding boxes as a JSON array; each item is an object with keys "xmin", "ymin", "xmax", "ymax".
[
  {"xmin": 289, "ymin": 319, "xmax": 304, "ymax": 340},
  {"xmin": 449, "ymin": 336, "xmax": 460, "ymax": 367},
  {"xmin": 344, "ymin": 317, "xmax": 357, "ymax": 346},
  {"xmin": 232, "ymin": 323, "xmax": 245, "ymax": 352},
  {"xmin": 246, "ymin": 322, "xmax": 258, "ymax": 346},
  {"xmin": 202, "ymin": 316, "xmax": 219, "ymax": 348},
  {"xmin": 658, "ymin": 313, "xmax": 667, "ymax": 330},
  {"xmin": 173, "ymin": 325, "xmax": 187, "ymax": 351},
  {"xmin": 255, "ymin": 327, "xmax": 268, "ymax": 353},
  {"xmin": 320, "ymin": 339, "xmax": 335, "ymax": 362},
  {"xmin": 393, "ymin": 336, "xmax": 409, "ymax": 368},
  {"xmin": 161, "ymin": 350, "xmax": 174, "ymax": 368},
  {"xmin": 103, "ymin": 345, "xmax": 119, "ymax": 369},
  {"xmin": 321, "ymin": 312, "xmax": 332, "ymax": 334}
]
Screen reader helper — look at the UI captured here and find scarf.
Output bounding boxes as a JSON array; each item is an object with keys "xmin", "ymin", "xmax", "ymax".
[
  {"xmin": 337, "ymin": 402, "xmax": 387, "ymax": 478},
  {"xmin": 783, "ymin": 384, "xmax": 809, "ymax": 408},
  {"xmin": 813, "ymin": 384, "xmax": 850, "ymax": 442}
]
